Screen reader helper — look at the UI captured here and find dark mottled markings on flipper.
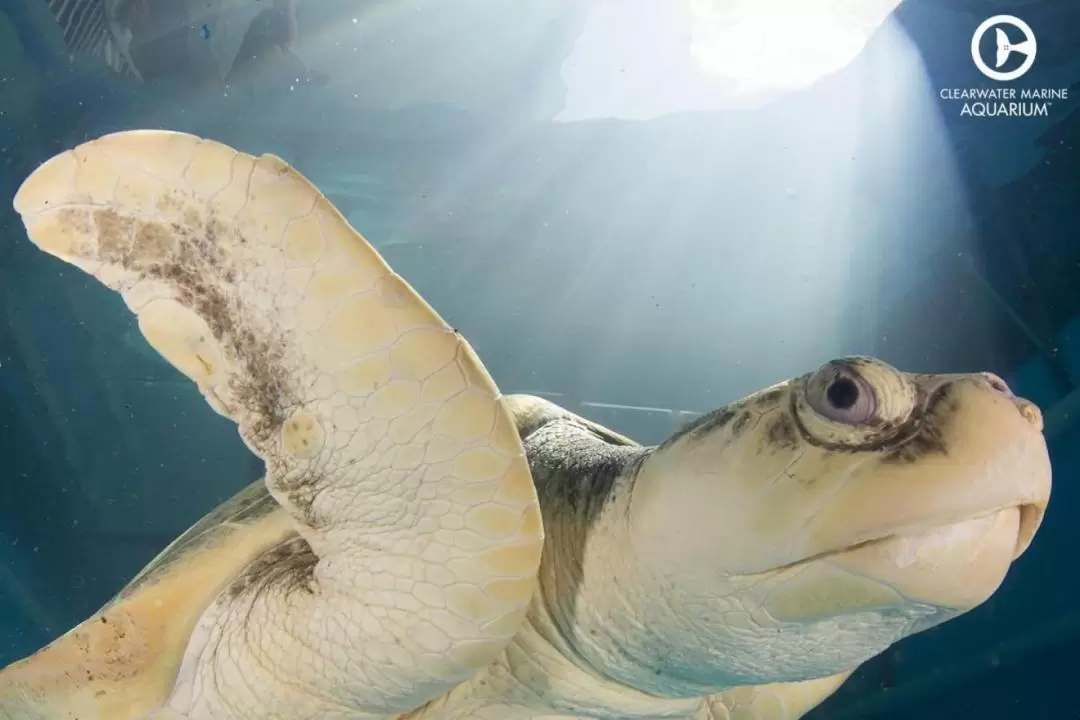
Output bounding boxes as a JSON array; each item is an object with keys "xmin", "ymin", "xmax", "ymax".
[
  {"xmin": 227, "ymin": 537, "xmax": 318, "ymax": 601},
  {"xmin": 275, "ymin": 466, "xmax": 332, "ymax": 529},
  {"xmin": 116, "ymin": 480, "xmax": 283, "ymax": 602},
  {"xmin": 87, "ymin": 201, "xmax": 326, "ymax": 524}
]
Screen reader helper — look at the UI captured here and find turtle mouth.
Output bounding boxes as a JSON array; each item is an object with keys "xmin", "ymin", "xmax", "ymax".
[
  {"xmin": 817, "ymin": 500, "xmax": 1045, "ymax": 563},
  {"xmin": 782, "ymin": 502, "xmax": 1044, "ymax": 611},
  {"xmin": 753, "ymin": 505, "xmax": 1040, "ymax": 624},
  {"xmin": 745, "ymin": 499, "xmax": 1045, "ymax": 583}
]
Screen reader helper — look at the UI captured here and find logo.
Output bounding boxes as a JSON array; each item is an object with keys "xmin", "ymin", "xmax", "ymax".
[
  {"xmin": 938, "ymin": 14, "xmax": 1065, "ymax": 118},
  {"xmin": 970, "ymin": 15, "xmax": 1037, "ymax": 81}
]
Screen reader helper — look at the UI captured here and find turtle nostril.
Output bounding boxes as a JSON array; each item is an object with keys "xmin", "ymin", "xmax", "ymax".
[
  {"xmin": 981, "ymin": 372, "xmax": 1013, "ymax": 396},
  {"xmin": 979, "ymin": 372, "xmax": 1038, "ymax": 428}
]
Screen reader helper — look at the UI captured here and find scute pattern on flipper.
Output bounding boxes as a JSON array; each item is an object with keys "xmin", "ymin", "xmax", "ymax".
[
  {"xmin": 12, "ymin": 130, "xmax": 545, "ymax": 717},
  {"xmin": 47, "ymin": 190, "xmax": 316, "ymax": 519},
  {"xmin": 226, "ymin": 536, "xmax": 318, "ymax": 601}
]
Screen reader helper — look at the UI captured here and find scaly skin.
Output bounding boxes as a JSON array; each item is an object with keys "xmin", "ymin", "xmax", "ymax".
[
  {"xmin": 5, "ymin": 130, "xmax": 543, "ymax": 719},
  {"xmin": 1, "ymin": 131, "xmax": 1052, "ymax": 720},
  {"xmin": 403, "ymin": 378, "xmax": 1048, "ymax": 719}
]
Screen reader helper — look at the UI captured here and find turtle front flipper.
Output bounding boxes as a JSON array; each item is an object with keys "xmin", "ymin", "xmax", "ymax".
[
  {"xmin": 9, "ymin": 131, "xmax": 544, "ymax": 718},
  {"xmin": 702, "ymin": 672, "xmax": 852, "ymax": 719}
]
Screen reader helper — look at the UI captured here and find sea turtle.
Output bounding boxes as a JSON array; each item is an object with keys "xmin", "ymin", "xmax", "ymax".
[{"xmin": 0, "ymin": 130, "xmax": 1052, "ymax": 720}]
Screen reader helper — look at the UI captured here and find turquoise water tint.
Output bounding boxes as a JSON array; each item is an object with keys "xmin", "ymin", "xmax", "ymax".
[{"xmin": 1, "ymin": 0, "xmax": 1078, "ymax": 718}]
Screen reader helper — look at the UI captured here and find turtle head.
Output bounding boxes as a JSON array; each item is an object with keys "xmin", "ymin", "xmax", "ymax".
[{"xmin": 618, "ymin": 356, "xmax": 1050, "ymax": 693}]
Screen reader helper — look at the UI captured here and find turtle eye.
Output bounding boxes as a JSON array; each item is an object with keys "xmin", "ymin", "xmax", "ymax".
[{"xmin": 806, "ymin": 363, "xmax": 877, "ymax": 425}]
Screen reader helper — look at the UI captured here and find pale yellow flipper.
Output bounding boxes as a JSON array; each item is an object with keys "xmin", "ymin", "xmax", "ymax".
[
  {"xmin": 0, "ymin": 481, "xmax": 295, "ymax": 719},
  {"xmin": 9, "ymin": 130, "xmax": 544, "ymax": 717},
  {"xmin": 704, "ymin": 672, "xmax": 852, "ymax": 719}
]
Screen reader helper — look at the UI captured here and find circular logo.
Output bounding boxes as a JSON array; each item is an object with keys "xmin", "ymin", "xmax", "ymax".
[{"xmin": 971, "ymin": 15, "xmax": 1037, "ymax": 81}]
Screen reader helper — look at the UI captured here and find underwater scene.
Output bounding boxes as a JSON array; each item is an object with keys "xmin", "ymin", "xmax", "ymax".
[{"xmin": 0, "ymin": 0, "xmax": 1078, "ymax": 718}]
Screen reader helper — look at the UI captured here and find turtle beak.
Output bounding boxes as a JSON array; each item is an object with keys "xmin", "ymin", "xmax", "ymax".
[
  {"xmin": 1014, "ymin": 500, "xmax": 1046, "ymax": 558},
  {"xmin": 1002, "ymin": 388, "xmax": 1047, "ymax": 560},
  {"xmin": 803, "ymin": 374, "xmax": 1051, "ymax": 611}
]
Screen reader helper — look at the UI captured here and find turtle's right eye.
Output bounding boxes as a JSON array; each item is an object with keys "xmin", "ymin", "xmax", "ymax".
[
  {"xmin": 806, "ymin": 363, "xmax": 877, "ymax": 426},
  {"xmin": 793, "ymin": 357, "xmax": 919, "ymax": 448}
]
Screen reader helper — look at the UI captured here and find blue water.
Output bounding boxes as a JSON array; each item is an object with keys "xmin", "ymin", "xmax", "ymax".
[{"xmin": 1, "ymin": 0, "xmax": 1079, "ymax": 717}]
